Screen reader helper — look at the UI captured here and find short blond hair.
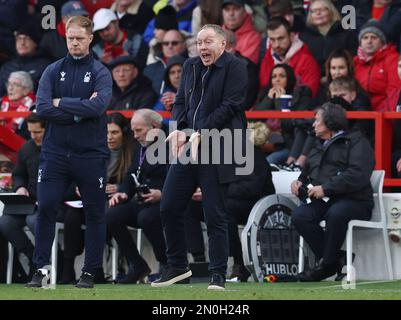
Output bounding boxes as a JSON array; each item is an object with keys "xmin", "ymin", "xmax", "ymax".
[
  {"xmin": 248, "ymin": 121, "xmax": 269, "ymax": 147},
  {"xmin": 66, "ymin": 16, "xmax": 93, "ymax": 34},
  {"xmin": 306, "ymin": 0, "xmax": 341, "ymax": 27}
]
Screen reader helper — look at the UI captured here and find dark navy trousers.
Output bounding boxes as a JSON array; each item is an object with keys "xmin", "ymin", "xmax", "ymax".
[
  {"xmin": 292, "ymin": 198, "xmax": 373, "ymax": 265},
  {"xmin": 33, "ymin": 153, "xmax": 107, "ymax": 274},
  {"xmin": 160, "ymin": 163, "xmax": 229, "ymax": 276}
]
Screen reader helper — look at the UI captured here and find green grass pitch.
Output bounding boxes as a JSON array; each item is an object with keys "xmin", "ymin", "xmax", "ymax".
[{"xmin": 1, "ymin": 280, "xmax": 401, "ymax": 300}]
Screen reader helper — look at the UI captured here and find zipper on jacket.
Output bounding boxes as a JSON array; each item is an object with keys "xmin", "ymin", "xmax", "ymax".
[{"xmin": 192, "ymin": 66, "xmax": 209, "ymax": 130}]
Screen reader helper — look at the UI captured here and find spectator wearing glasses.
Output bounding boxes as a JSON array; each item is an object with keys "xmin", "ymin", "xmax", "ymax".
[
  {"xmin": 144, "ymin": 29, "xmax": 188, "ymax": 95},
  {"xmin": 0, "ymin": 21, "xmax": 50, "ymax": 98},
  {"xmin": 92, "ymin": 8, "xmax": 149, "ymax": 69},
  {"xmin": 0, "ymin": 71, "xmax": 35, "ymax": 137}
]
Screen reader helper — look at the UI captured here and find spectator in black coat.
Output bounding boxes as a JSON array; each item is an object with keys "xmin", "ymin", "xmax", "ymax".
[
  {"xmin": 300, "ymin": 0, "xmax": 358, "ymax": 76},
  {"xmin": 0, "ymin": 22, "xmax": 50, "ymax": 97},
  {"xmin": 108, "ymin": 56, "xmax": 158, "ymax": 110}
]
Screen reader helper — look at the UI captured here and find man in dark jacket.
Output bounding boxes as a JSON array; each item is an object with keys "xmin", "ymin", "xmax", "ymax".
[
  {"xmin": 107, "ymin": 109, "xmax": 168, "ymax": 284},
  {"xmin": 27, "ymin": 16, "xmax": 113, "ymax": 289},
  {"xmin": 0, "ymin": 113, "xmax": 45, "ymax": 278},
  {"xmin": 151, "ymin": 24, "xmax": 248, "ymax": 290},
  {"xmin": 108, "ymin": 56, "xmax": 158, "ymax": 110},
  {"xmin": 0, "ymin": 21, "xmax": 50, "ymax": 97},
  {"xmin": 290, "ymin": 103, "xmax": 374, "ymax": 282}
]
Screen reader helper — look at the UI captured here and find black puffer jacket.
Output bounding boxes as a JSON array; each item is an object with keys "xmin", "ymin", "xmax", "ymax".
[
  {"xmin": 298, "ymin": 130, "xmax": 374, "ymax": 202},
  {"xmin": 300, "ymin": 21, "xmax": 358, "ymax": 75}
]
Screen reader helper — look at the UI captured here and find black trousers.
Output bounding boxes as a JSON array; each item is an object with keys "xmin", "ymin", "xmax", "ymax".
[
  {"xmin": 160, "ymin": 163, "xmax": 229, "ymax": 275},
  {"xmin": 292, "ymin": 198, "xmax": 373, "ymax": 265},
  {"xmin": 34, "ymin": 153, "xmax": 107, "ymax": 274},
  {"xmin": 106, "ymin": 201, "xmax": 167, "ymax": 267}
]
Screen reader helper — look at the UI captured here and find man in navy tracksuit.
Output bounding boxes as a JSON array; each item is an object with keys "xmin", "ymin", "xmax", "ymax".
[{"xmin": 27, "ymin": 16, "xmax": 112, "ymax": 288}]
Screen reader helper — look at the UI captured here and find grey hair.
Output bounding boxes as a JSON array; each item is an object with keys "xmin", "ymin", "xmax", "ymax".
[
  {"xmin": 8, "ymin": 71, "xmax": 34, "ymax": 91},
  {"xmin": 132, "ymin": 109, "xmax": 163, "ymax": 128},
  {"xmin": 199, "ymin": 24, "xmax": 226, "ymax": 40}
]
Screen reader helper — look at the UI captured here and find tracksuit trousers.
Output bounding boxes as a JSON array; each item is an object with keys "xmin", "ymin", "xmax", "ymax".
[{"xmin": 33, "ymin": 153, "xmax": 107, "ymax": 275}]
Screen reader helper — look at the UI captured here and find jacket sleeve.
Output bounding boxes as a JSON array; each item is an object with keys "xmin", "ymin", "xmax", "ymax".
[
  {"xmin": 118, "ymin": 163, "xmax": 137, "ymax": 199},
  {"xmin": 36, "ymin": 66, "xmax": 76, "ymax": 124},
  {"xmin": 58, "ymin": 66, "xmax": 112, "ymax": 118},
  {"xmin": 199, "ymin": 59, "xmax": 248, "ymax": 130},
  {"xmin": 11, "ymin": 147, "xmax": 28, "ymax": 193},
  {"xmin": 322, "ymin": 137, "xmax": 374, "ymax": 196}
]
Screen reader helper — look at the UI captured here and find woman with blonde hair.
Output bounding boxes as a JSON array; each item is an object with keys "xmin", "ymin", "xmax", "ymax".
[{"xmin": 300, "ymin": 0, "xmax": 358, "ymax": 76}]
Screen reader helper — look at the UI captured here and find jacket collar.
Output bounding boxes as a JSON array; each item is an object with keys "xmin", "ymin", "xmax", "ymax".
[
  {"xmin": 191, "ymin": 51, "xmax": 231, "ymax": 68},
  {"xmin": 66, "ymin": 51, "xmax": 93, "ymax": 65}
]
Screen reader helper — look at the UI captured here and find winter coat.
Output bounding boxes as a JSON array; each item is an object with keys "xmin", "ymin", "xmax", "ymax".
[
  {"xmin": 354, "ymin": 44, "xmax": 401, "ymax": 111},
  {"xmin": 298, "ymin": 130, "xmax": 374, "ymax": 202},
  {"xmin": 259, "ymin": 37, "xmax": 321, "ymax": 97},
  {"xmin": 36, "ymin": 52, "xmax": 113, "ymax": 158}
]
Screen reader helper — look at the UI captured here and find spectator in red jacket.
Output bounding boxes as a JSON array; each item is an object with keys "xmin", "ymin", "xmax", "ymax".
[
  {"xmin": 222, "ymin": 0, "xmax": 261, "ymax": 65},
  {"xmin": 259, "ymin": 17, "xmax": 320, "ymax": 97},
  {"xmin": 354, "ymin": 19, "xmax": 401, "ymax": 112}
]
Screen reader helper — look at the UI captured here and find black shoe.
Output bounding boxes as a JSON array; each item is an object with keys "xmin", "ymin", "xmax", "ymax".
[
  {"xmin": 208, "ymin": 273, "xmax": 226, "ymax": 290},
  {"xmin": 335, "ymin": 251, "xmax": 356, "ymax": 281},
  {"xmin": 151, "ymin": 267, "xmax": 192, "ymax": 287},
  {"xmin": 227, "ymin": 264, "xmax": 250, "ymax": 282},
  {"xmin": 116, "ymin": 264, "xmax": 151, "ymax": 284},
  {"xmin": 76, "ymin": 272, "xmax": 94, "ymax": 288},
  {"xmin": 26, "ymin": 268, "xmax": 50, "ymax": 288},
  {"xmin": 298, "ymin": 261, "xmax": 337, "ymax": 282}
]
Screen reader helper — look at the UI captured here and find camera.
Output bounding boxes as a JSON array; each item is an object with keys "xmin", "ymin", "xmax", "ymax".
[
  {"xmin": 133, "ymin": 184, "xmax": 151, "ymax": 203},
  {"xmin": 297, "ymin": 183, "xmax": 310, "ymax": 203}
]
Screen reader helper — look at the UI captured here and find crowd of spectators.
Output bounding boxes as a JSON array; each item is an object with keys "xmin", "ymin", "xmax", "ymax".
[{"xmin": 1, "ymin": 0, "xmax": 401, "ymax": 284}]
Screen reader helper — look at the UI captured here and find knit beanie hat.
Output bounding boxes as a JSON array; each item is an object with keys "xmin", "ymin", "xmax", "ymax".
[
  {"xmin": 155, "ymin": 5, "xmax": 178, "ymax": 31},
  {"xmin": 358, "ymin": 19, "xmax": 387, "ymax": 44},
  {"xmin": 15, "ymin": 22, "xmax": 41, "ymax": 45}
]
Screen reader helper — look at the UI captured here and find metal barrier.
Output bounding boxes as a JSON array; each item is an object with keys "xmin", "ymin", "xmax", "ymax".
[{"xmin": 1, "ymin": 110, "xmax": 399, "ymax": 186}]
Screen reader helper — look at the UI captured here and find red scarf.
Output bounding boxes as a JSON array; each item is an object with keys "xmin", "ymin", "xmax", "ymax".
[{"xmin": 103, "ymin": 31, "xmax": 127, "ymax": 59}]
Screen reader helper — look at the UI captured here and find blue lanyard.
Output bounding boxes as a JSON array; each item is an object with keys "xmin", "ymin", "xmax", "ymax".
[{"xmin": 136, "ymin": 147, "xmax": 146, "ymax": 180}]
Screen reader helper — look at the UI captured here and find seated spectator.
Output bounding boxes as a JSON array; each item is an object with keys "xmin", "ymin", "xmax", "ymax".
[
  {"xmin": 153, "ymin": 55, "xmax": 185, "ymax": 112},
  {"xmin": 0, "ymin": 21, "xmax": 50, "ymax": 97},
  {"xmin": 143, "ymin": 0, "xmax": 197, "ymax": 44},
  {"xmin": 0, "ymin": 113, "xmax": 45, "ymax": 280},
  {"xmin": 292, "ymin": 103, "xmax": 374, "ymax": 282},
  {"xmin": 144, "ymin": 29, "xmax": 188, "ymax": 95},
  {"xmin": 328, "ymin": 76, "xmax": 373, "ymax": 142},
  {"xmin": 92, "ymin": 8, "xmax": 149, "ymax": 69},
  {"xmin": 300, "ymin": 0, "xmax": 358, "ymax": 76},
  {"xmin": 226, "ymin": 121, "xmax": 275, "ymax": 282},
  {"xmin": 222, "ymin": 0, "xmax": 261, "ymax": 65},
  {"xmin": 354, "ymin": 19, "xmax": 401, "ymax": 111},
  {"xmin": 224, "ymin": 29, "xmax": 258, "ymax": 109},
  {"xmin": 259, "ymin": 17, "xmax": 320, "ymax": 97},
  {"xmin": 59, "ymin": 112, "xmax": 134, "ymax": 284},
  {"xmin": 255, "ymin": 63, "xmax": 313, "ymax": 168},
  {"xmin": 146, "ymin": 5, "xmax": 179, "ymax": 65},
  {"xmin": 107, "ymin": 109, "xmax": 168, "ymax": 284},
  {"xmin": 40, "ymin": 1, "xmax": 89, "ymax": 62},
  {"xmin": 108, "ymin": 56, "xmax": 158, "ymax": 110},
  {"xmin": 0, "ymin": 71, "xmax": 35, "ymax": 136},
  {"xmin": 111, "ymin": 0, "xmax": 155, "ymax": 35}
]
